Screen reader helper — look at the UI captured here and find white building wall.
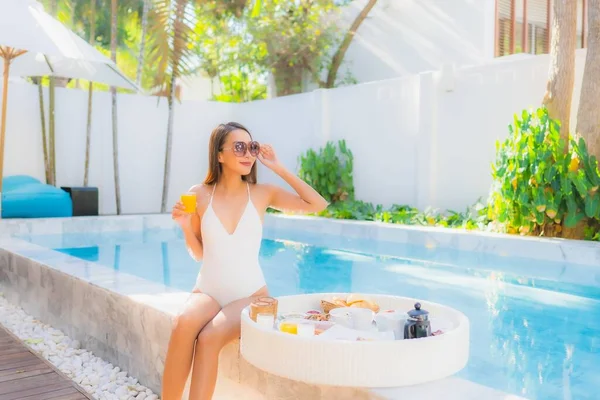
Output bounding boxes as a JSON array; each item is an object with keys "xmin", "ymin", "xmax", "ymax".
[{"xmin": 0, "ymin": 49, "xmax": 587, "ymax": 215}]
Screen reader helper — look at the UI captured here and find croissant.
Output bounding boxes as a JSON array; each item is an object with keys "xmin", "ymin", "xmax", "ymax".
[
  {"xmin": 348, "ymin": 300, "xmax": 380, "ymax": 313},
  {"xmin": 345, "ymin": 294, "xmax": 366, "ymax": 305},
  {"xmin": 332, "ymin": 296, "xmax": 348, "ymax": 307}
]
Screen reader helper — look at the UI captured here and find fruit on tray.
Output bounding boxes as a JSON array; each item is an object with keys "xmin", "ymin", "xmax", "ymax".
[{"xmin": 305, "ymin": 313, "xmax": 329, "ymax": 321}]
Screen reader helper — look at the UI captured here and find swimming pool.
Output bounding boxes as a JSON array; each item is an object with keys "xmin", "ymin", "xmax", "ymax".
[{"xmin": 15, "ymin": 226, "xmax": 600, "ymax": 400}]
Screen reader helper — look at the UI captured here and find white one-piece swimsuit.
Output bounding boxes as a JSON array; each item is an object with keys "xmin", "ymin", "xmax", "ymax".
[{"xmin": 194, "ymin": 183, "xmax": 267, "ymax": 306}]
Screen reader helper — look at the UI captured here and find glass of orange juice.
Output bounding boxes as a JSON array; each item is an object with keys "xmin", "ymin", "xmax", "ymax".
[
  {"xmin": 279, "ymin": 321, "xmax": 298, "ymax": 335},
  {"xmin": 181, "ymin": 192, "xmax": 197, "ymax": 214}
]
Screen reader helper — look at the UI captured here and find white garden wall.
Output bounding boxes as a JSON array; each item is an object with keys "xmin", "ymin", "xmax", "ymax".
[{"xmin": 0, "ymin": 50, "xmax": 587, "ymax": 215}]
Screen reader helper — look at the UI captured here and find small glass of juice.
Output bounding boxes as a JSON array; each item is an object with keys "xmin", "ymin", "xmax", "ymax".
[
  {"xmin": 181, "ymin": 192, "xmax": 197, "ymax": 214},
  {"xmin": 279, "ymin": 321, "xmax": 298, "ymax": 335}
]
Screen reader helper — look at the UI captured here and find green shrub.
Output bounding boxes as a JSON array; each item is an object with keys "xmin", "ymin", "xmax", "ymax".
[
  {"xmin": 316, "ymin": 199, "xmax": 489, "ymax": 230},
  {"xmin": 298, "ymin": 140, "xmax": 354, "ymax": 203},
  {"xmin": 488, "ymin": 107, "xmax": 600, "ymax": 236}
]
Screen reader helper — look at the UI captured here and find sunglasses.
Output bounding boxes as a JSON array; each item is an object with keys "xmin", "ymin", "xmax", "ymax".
[{"xmin": 222, "ymin": 141, "xmax": 260, "ymax": 157}]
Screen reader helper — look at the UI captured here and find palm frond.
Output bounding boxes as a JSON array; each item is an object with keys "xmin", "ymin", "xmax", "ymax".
[{"xmin": 147, "ymin": 0, "xmax": 199, "ymax": 94}]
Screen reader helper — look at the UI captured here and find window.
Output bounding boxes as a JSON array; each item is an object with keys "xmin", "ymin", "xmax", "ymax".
[{"xmin": 495, "ymin": 0, "xmax": 587, "ymax": 57}]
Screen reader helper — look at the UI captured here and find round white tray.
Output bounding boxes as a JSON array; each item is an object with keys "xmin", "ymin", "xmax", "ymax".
[{"xmin": 240, "ymin": 293, "xmax": 469, "ymax": 388}]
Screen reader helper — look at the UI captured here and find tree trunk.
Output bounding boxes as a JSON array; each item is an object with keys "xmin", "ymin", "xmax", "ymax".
[
  {"xmin": 273, "ymin": 66, "xmax": 304, "ymax": 97},
  {"xmin": 35, "ymin": 78, "xmax": 51, "ymax": 184},
  {"xmin": 576, "ymin": 0, "xmax": 600, "ymax": 160},
  {"xmin": 160, "ymin": 74, "xmax": 176, "ymax": 213},
  {"xmin": 325, "ymin": 0, "xmax": 377, "ymax": 88},
  {"xmin": 111, "ymin": 0, "xmax": 121, "ymax": 214},
  {"xmin": 48, "ymin": 77, "xmax": 56, "ymax": 186},
  {"xmin": 562, "ymin": 0, "xmax": 600, "ymax": 240},
  {"xmin": 542, "ymin": 0, "xmax": 578, "ymax": 147},
  {"xmin": 48, "ymin": 0, "xmax": 58, "ymax": 186},
  {"xmin": 136, "ymin": 0, "xmax": 150, "ymax": 88},
  {"xmin": 84, "ymin": 0, "xmax": 96, "ymax": 187}
]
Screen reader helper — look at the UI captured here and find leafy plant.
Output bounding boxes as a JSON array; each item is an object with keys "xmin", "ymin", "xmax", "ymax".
[
  {"xmin": 584, "ymin": 224, "xmax": 600, "ymax": 241},
  {"xmin": 298, "ymin": 140, "xmax": 354, "ymax": 203},
  {"xmin": 313, "ymin": 199, "xmax": 490, "ymax": 230},
  {"xmin": 488, "ymin": 107, "xmax": 600, "ymax": 236},
  {"xmin": 318, "ymin": 200, "xmax": 381, "ymax": 220}
]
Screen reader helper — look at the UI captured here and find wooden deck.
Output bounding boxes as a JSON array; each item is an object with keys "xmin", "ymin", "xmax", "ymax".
[{"xmin": 0, "ymin": 325, "xmax": 93, "ymax": 400}]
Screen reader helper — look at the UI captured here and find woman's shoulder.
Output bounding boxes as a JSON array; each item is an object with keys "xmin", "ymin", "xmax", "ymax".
[
  {"xmin": 188, "ymin": 184, "xmax": 213, "ymax": 203},
  {"xmin": 250, "ymin": 183, "xmax": 282, "ymax": 203},
  {"xmin": 250, "ymin": 182, "xmax": 277, "ymax": 194}
]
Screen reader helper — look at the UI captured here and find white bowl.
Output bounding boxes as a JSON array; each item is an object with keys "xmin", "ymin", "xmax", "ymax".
[{"xmin": 330, "ymin": 307, "xmax": 374, "ymax": 331}]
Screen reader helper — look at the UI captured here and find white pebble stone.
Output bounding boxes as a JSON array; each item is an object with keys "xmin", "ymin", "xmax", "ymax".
[{"xmin": 0, "ymin": 295, "xmax": 160, "ymax": 400}]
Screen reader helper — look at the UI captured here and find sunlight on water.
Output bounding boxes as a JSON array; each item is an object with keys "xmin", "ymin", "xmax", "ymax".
[{"xmin": 16, "ymin": 229, "xmax": 600, "ymax": 400}]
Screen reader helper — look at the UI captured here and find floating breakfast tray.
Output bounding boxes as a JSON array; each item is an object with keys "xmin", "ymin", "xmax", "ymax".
[{"xmin": 240, "ymin": 293, "xmax": 470, "ymax": 388}]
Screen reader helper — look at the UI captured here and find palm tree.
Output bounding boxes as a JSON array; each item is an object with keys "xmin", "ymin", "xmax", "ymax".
[
  {"xmin": 137, "ymin": 0, "xmax": 150, "ymax": 87},
  {"xmin": 152, "ymin": 0, "xmax": 190, "ymax": 213},
  {"xmin": 84, "ymin": 0, "xmax": 97, "ymax": 187},
  {"xmin": 111, "ymin": 0, "xmax": 122, "ymax": 214},
  {"xmin": 150, "ymin": 0, "xmax": 248, "ymax": 213}
]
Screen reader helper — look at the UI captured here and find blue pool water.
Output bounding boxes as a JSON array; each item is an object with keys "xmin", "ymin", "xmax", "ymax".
[{"xmin": 17, "ymin": 228, "xmax": 600, "ymax": 399}]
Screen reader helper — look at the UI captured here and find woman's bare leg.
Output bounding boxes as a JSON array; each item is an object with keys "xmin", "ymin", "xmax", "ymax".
[
  {"xmin": 188, "ymin": 288, "xmax": 268, "ymax": 400},
  {"xmin": 161, "ymin": 291, "xmax": 221, "ymax": 400}
]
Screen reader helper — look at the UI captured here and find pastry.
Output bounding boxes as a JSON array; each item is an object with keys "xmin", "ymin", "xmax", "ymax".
[
  {"xmin": 332, "ymin": 296, "xmax": 348, "ymax": 307},
  {"xmin": 345, "ymin": 294, "xmax": 367, "ymax": 305},
  {"xmin": 347, "ymin": 295, "xmax": 379, "ymax": 312}
]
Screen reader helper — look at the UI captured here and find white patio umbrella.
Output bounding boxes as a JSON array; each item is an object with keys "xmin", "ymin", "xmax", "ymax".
[
  {"xmin": 0, "ymin": 0, "xmax": 139, "ymax": 197},
  {"xmin": 4, "ymin": 52, "xmax": 139, "ymax": 90}
]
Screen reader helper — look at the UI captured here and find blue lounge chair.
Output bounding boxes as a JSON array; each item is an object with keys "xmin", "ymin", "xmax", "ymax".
[{"xmin": 1, "ymin": 175, "xmax": 73, "ymax": 218}]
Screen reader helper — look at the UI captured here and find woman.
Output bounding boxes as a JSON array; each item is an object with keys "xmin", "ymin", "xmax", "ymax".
[{"xmin": 163, "ymin": 122, "xmax": 328, "ymax": 400}]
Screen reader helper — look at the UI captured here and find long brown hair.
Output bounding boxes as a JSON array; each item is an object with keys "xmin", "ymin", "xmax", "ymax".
[{"xmin": 203, "ymin": 122, "xmax": 258, "ymax": 185}]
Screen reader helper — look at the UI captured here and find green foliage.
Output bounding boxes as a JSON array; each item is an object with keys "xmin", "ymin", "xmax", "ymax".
[
  {"xmin": 317, "ymin": 200, "xmax": 489, "ymax": 230},
  {"xmin": 298, "ymin": 140, "xmax": 354, "ymax": 203},
  {"xmin": 212, "ymin": 70, "xmax": 267, "ymax": 102},
  {"xmin": 48, "ymin": 0, "xmax": 358, "ymax": 97},
  {"xmin": 488, "ymin": 107, "xmax": 600, "ymax": 236},
  {"xmin": 294, "ymin": 139, "xmax": 492, "ymax": 232},
  {"xmin": 584, "ymin": 224, "xmax": 600, "ymax": 241},
  {"xmin": 246, "ymin": 0, "xmax": 344, "ymax": 96},
  {"xmin": 268, "ymin": 199, "xmax": 490, "ymax": 231},
  {"xmin": 191, "ymin": 3, "xmax": 268, "ymax": 102}
]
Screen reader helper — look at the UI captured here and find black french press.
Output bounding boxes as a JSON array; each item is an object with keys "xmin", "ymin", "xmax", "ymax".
[{"xmin": 404, "ymin": 302, "xmax": 431, "ymax": 339}]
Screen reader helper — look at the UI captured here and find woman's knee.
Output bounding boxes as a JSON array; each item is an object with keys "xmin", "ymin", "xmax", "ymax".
[
  {"xmin": 171, "ymin": 310, "xmax": 200, "ymax": 336},
  {"xmin": 196, "ymin": 325, "xmax": 226, "ymax": 352}
]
